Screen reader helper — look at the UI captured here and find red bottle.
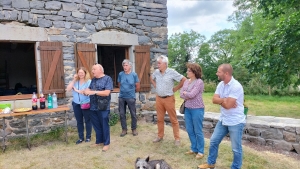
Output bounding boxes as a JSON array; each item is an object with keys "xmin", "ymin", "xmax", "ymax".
[
  {"xmin": 40, "ymin": 92, "xmax": 45, "ymax": 109},
  {"xmin": 32, "ymin": 92, "xmax": 38, "ymax": 110}
]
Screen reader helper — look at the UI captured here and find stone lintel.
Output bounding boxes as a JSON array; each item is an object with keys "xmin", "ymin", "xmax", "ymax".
[
  {"xmin": 91, "ymin": 30, "xmax": 138, "ymax": 45},
  {"xmin": 0, "ymin": 24, "xmax": 47, "ymax": 41}
]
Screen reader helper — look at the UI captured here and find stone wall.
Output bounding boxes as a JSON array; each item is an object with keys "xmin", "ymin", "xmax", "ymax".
[
  {"xmin": 143, "ymin": 111, "xmax": 300, "ymax": 154},
  {"xmin": 0, "ymin": 0, "xmax": 166, "ymax": 139}
]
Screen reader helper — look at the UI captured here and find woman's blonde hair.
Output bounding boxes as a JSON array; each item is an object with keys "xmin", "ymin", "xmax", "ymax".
[{"xmin": 76, "ymin": 67, "xmax": 91, "ymax": 81}]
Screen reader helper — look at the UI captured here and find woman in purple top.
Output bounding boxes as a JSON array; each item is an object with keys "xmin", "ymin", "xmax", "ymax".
[{"xmin": 180, "ymin": 63, "xmax": 205, "ymax": 159}]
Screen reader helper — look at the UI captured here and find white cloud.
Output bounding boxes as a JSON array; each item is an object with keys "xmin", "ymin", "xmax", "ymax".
[{"xmin": 167, "ymin": 0, "xmax": 236, "ymax": 39}]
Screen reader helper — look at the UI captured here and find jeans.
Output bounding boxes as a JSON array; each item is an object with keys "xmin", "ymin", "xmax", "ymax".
[
  {"xmin": 72, "ymin": 102, "xmax": 92, "ymax": 140},
  {"xmin": 184, "ymin": 108, "xmax": 205, "ymax": 154},
  {"xmin": 207, "ymin": 121, "xmax": 245, "ymax": 169},
  {"xmin": 118, "ymin": 98, "xmax": 138, "ymax": 130},
  {"xmin": 90, "ymin": 110, "xmax": 110, "ymax": 145}
]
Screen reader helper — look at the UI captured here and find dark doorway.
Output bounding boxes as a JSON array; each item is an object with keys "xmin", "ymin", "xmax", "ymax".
[
  {"xmin": 97, "ymin": 46, "xmax": 128, "ymax": 88},
  {"xmin": 0, "ymin": 42, "xmax": 37, "ymax": 96}
]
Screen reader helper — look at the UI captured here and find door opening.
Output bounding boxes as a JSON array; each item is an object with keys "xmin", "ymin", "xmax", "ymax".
[{"xmin": 97, "ymin": 46, "xmax": 129, "ymax": 89}]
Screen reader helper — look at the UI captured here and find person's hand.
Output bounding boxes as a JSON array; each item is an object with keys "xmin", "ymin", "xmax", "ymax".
[
  {"xmin": 72, "ymin": 87, "xmax": 80, "ymax": 93},
  {"xmin": 172, "ymin": 88, "xmax": 176, "ymax": 92},
  {"xmin": 73, "ymin": 74, "xmax": 78, "ymax": 81},
  {"xmin": 83, "ymin": 89, "xmax": 90, "ymax": 96}
]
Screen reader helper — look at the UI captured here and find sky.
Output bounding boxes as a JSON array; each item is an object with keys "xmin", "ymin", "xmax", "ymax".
[{"xmin": 167, "ymin": 0, "xmax": 237, "ymax": 39}]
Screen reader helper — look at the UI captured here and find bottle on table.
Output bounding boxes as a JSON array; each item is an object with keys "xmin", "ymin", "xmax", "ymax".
[
  {"xmin": 32, "ymin": 92, "xmax": 38, "ymax": 110},
  {"xmin": 39, "ymin": 92, "xmax": 45, "ymax": 109},
  {"xmin": 52, "ymin": 92, "xmax": 58, "ymax": 108},
  {"xmin": 47, "ymin": 93, "xmax": 53, "ymax": 109}
]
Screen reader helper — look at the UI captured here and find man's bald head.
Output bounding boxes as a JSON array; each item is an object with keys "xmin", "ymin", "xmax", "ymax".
[
  {"xmin": 219, "ymin": 64, "xmax": 233, "ymax": 76},
  {"xmin": 92, "ymin": 64, "xmax": 105, "ymax": 78},
  {"xmin": 93, "ymin": 64, "xmax": 104, "ymax": 72}
]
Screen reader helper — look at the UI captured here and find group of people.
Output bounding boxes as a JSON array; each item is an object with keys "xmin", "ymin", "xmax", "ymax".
[
  {"xmin": 66, "ymin": 55, "xmax": 245, "ymax": 169},
  {"xmin": 151, "ymin": 55, "xmax": 245, "ymax": 169},
  {"xmin": 66, "ymin": 60, "xmax": 139, "ymax": 152}
]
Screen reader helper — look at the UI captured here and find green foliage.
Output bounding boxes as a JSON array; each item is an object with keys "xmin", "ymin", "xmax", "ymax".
[
  {"xmin": 204, "ymin": 81, "xmax": 217, "ymax": 93},
  {"xmin": 109, "ymin": 112, "xmax": 119, "ymax": 126},
  {"xmin": 196, "ymin": 43, "xmax": 218, "ymax": 82},
  {"xmin": 243, "ymin": 76, "xmax": 300, "ymax": 96},
  {"xmin": 232, "ymin": 0, "xmax": 300, "ymax": 88},
  {"xmin": 243, "ymin": 77, "xmax": 270, "ymax": 95},
  {"xmin": 168, "ymin": 0, "xmax": 300, "ymax": 91},
  {"xmin": 208, "ymin": 29, "xmax": 235, "ymax": 63},
  {"xmin": 168, "ymin": 30, "xmax": 206, "ymax": 76}
]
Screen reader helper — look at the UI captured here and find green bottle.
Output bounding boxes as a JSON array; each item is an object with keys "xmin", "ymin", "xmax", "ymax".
[{"xmin": 47, "ymin": 93, "xmax": 53, "ymax": 109}]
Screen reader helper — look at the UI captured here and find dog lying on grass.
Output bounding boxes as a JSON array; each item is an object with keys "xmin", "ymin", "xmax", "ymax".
[{"xmin": 135, "ymin": 156, "xmax": 172, "ymax": 169}]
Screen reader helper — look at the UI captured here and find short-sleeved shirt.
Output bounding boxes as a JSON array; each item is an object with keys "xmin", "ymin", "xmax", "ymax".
[
  {"xmin": 118, "ymin": 71, "xmax": 139, "ymax": 99},
  {"xmin": 152, "ymin": 68, "xmax": 184, "ymax": 96},
  {"xmin": 215, "ymin": 77, "xmax": 246, "ymax": 126},
  {"xmin": 89, "ymin": 75, "xmax": 113, "ymax": 111},
  {"xmin": 180, "ymin": 79, "xmax": 205, "ymax": 109},
  {"xmin": 72, "ymin": 80, "xmax": 91, "ymax": 104}
]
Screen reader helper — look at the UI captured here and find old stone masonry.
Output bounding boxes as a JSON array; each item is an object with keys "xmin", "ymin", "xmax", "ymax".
[
  {"xmin": 0, "ymin": 0, "xmax": 168, "ymax": 46},
  {"xmin": 0, "ymin": 0, "xmax": 165, "ymax": 141}
]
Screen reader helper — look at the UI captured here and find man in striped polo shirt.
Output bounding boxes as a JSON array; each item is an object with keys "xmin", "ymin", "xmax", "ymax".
[{"xmin": 151, "ymin": 55, "xmax": 186, "ymax": 146}]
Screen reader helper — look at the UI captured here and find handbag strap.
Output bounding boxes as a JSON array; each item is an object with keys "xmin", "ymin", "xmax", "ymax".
[{"xmin": 77, "ymin": 81, "xmax": 80, "ymax": 102}]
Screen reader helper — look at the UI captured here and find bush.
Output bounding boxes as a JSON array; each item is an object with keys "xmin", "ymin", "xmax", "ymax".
[
  {"xmin": 109, "ymin": 112, "xmax": 119, "ymax": 126},
  {"xmin": 204, "ymin": 81, "xmax": 217, "ymax": 93}
]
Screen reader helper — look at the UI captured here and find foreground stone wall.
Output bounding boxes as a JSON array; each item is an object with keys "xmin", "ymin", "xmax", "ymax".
[
  {"xmin": 144, "ymin": 111, "xmax": 300, "ymax": 154},
  {"xmin": 0, "ymin": 0, "xmax": 166, "ymax": 138}
]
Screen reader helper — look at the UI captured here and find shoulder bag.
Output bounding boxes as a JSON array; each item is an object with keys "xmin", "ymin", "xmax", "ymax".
[
  {"xmin": 94, "ymin": 76, "xmax": 111, "ymax": 111},
  {"xmin": 179, "ymin": 79, "xmax": 197, "ymax": 114}
]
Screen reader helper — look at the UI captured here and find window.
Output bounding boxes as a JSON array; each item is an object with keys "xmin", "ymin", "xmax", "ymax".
[
  {"xmin": 0, "ymin": 42, "xmax": 37, "ymax": 99},
  {"xmin": 0, "ymin": 41, "xmax": 65, "ymax": 101}
]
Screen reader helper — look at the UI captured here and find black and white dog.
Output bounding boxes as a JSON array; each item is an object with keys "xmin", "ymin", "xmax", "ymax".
[{"xmin": 135, "ymin": 156, "xmax": 172, "ymax": 169}]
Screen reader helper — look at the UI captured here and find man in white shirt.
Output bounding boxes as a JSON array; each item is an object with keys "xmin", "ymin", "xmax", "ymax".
[{"xmin": 199, "ymin": 64, "xmax": 245, "ymax": 169}]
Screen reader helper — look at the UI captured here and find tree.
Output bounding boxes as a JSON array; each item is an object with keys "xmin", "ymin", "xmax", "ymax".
[
  {"xmin": 196, "ymin": 42, "xmax": 218, "ymax": 82},
  {"xmin": 233, "ymin": 0, "xmax": 300, "ymax": 87},
  {"xmin": 168, "ymin": 30, "xmax": 205, "ymax": 75},
  {"xmin": 208, "ymin": 29, "xmax": 236, "ymax": 64}
]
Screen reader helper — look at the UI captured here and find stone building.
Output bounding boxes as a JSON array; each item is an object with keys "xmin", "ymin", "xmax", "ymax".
[{"xmin": 0, "ymin": 0, "xmax": 167, "ymax": 138}]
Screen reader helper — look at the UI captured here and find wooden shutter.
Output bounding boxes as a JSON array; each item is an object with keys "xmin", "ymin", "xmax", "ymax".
[
  {"xmin": 39, "ymin": 42, "xmax": 65, "ymax": 98},
  {"xmin": 75, "ymin": 43, "xmax": 96, "ymax": 76},
  {"xmin": 135, "ymin": 46, "xmax": 151, "ymax": 92}
]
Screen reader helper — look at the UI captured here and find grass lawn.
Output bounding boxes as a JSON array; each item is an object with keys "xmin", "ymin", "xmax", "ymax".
[
  {"xmin": 175, "ymin": 92, "xmax": 300, "ymax": 119},
  {"xmin": 1, "ymin": 120, "xmax": 299, "ymax": 169}
]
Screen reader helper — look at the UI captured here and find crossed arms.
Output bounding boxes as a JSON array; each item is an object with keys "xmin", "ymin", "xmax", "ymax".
[{"xmin": 213, "ymin": 94, "xmax": 237, "ymax": 109}]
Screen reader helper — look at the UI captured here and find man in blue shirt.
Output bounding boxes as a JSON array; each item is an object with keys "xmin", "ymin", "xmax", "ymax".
[
  {"xmin": 118, "ymin": 59, "xmax": 140, "ymax": 137},
  {"xmin": 198, "ymin": 64, "xmax": 245, "ymax": 169}
]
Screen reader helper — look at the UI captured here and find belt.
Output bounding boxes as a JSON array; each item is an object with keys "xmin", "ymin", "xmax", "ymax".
[{"xmin": 158, "ymin": 95, "xmax": 171, "ymax": 98}]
